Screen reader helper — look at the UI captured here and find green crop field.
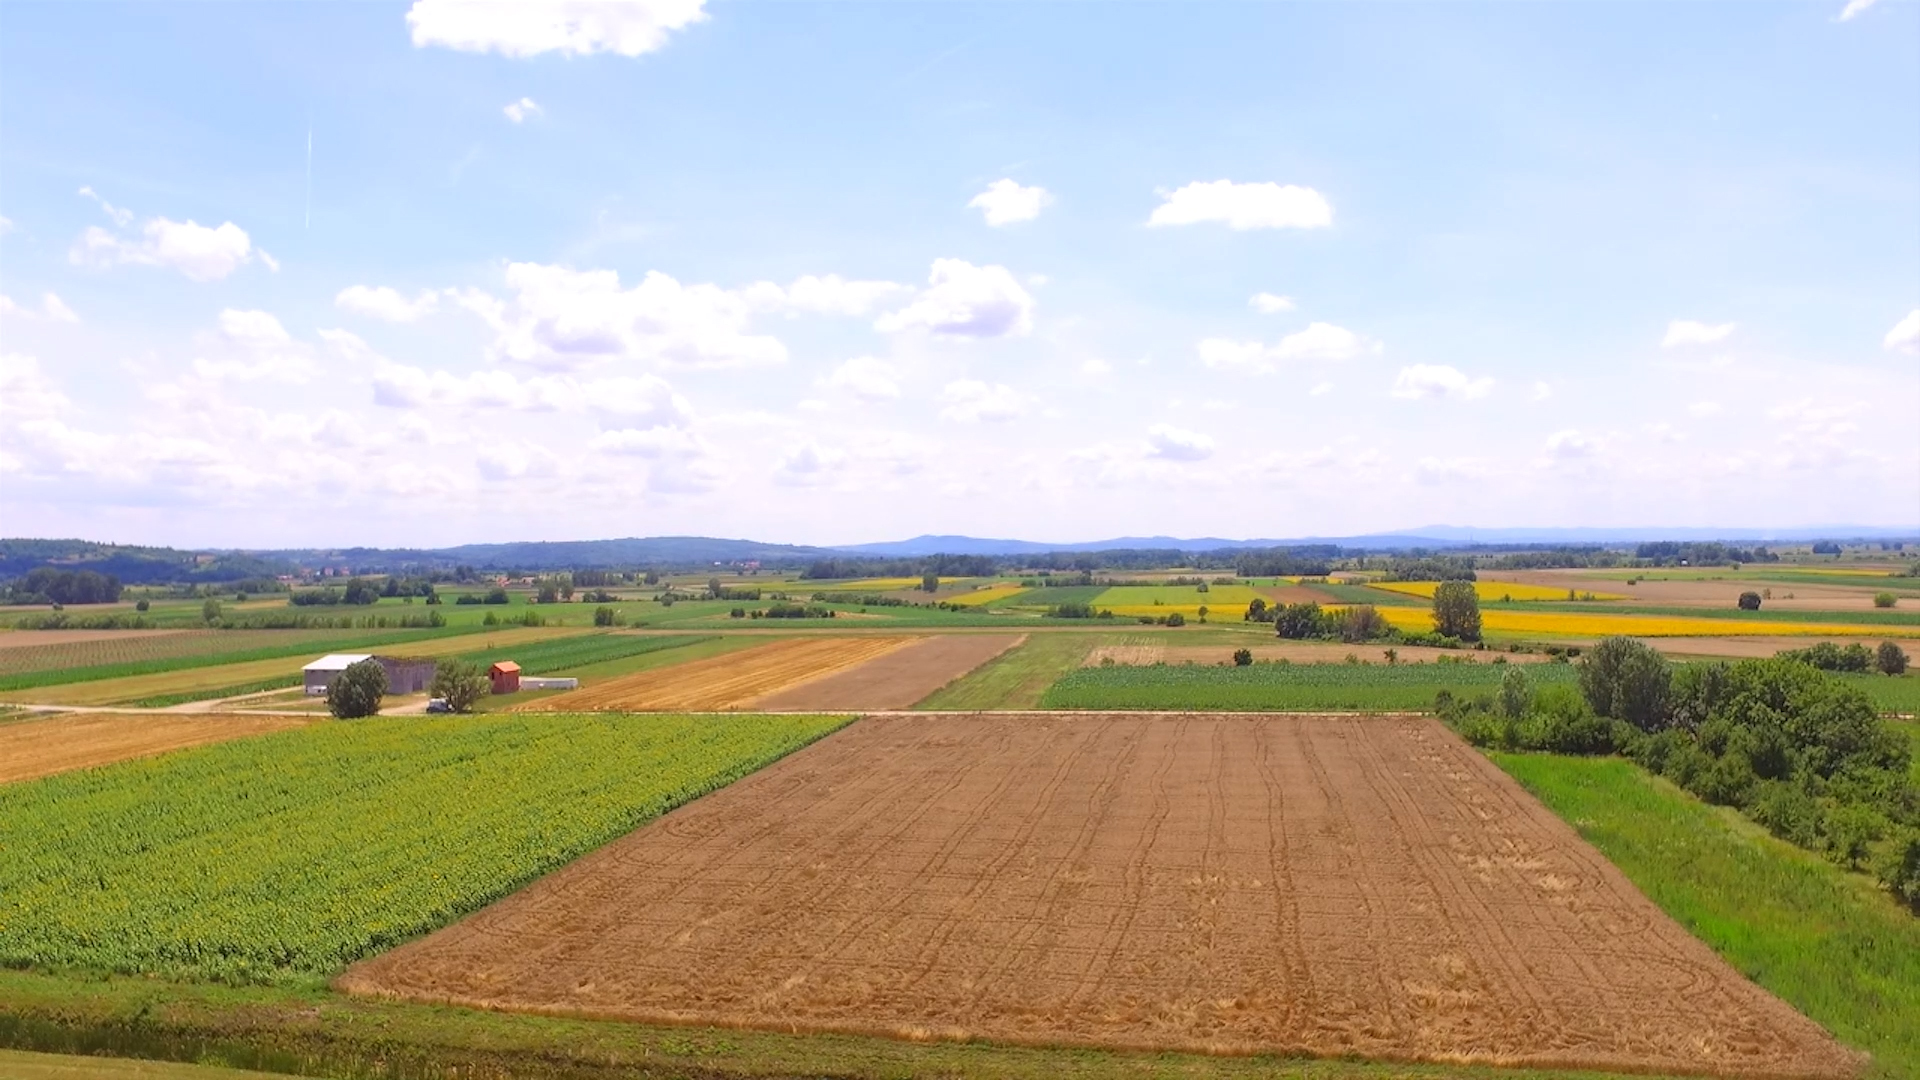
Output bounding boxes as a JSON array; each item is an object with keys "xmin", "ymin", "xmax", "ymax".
[
  {"xmin": 0, "ymin": 626, "xmax": 483, "ymax": 693},
  {"xmin": 918, "ymin": 633, "xmax": 1101, "ymax": 709},
  {"xmin": 448, "ymin": 631, "xmax": 715, "ymax": 674},
  {"xmin": 1040, "ymin": 659, "xmax": 1580, "ymax": 711},
  {"xmin": 1493, "ymin": 753, "xmax": 1919, "ymax": 1079},
  {"xmin": 0, "ymin": 712, "xmax": 849, "ymax": 983}
]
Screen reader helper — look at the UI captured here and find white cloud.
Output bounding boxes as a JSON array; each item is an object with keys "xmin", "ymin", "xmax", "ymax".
[
  {"xmin": 0, "ymin": 215, "xmax": 13, "ymax": 234},
  {"xmin": 1883, "ymin": 309, "xmax": 1920, "ymax": 354},
  {"xmin": 967, "ymin": 179, "xmax": 1052, "ymax": 226},
  {"xmin": 372, "ymin": 363, "xmax": 692, "ymax": 426},
  {"xmin": 465, "ymin": 262, "xmax": 787, "ymax": 370},
  {"xmin": 407, "ymin": 0, "xmax": 706, "ymax": 57},
  {"xmin": 72, "ymin": 217, "xmax": 257, "ymax": 282},
  {"xmin": 1530, "ymin": 381, "xmax": 1553, "ymax": 402},
  {"xmin": 1080, "ymin": 357, "xmax": 1114, "ymax": 377},
  {"xmin": 1197, "ymin": 322, "xmax": 1379, "ymax": 373},
  {"xmin": 1147, "ymin": 180, "xmax": 1333, "ymax": 230},
  {"xmin": 1838, "ymin": 0, "xmax": 1880, "ymax": 19},
  {"xmin": 1543, "ymin": 429, "xmax": 1599, "ymax": 460},
  {"xmin": 188, "ymin": 310, "xmax": 314, "ymax": 382},
  {"xmin": 1310, "ymin": 381, "xmax": 1333, "ymax": 396},
  {"xmin": 1146, "ymin": 423, "xmax": 1215, "ymax": 462},
  {"xmin": 876, "ymin": 259, "xmax": 1034, "ymax": 338},
  {"xmin": 476, "ymin": 441, "xmax": 561, "ymax": 481},
  {"xmin": 1661, "ymin": 320, "xmax": 1735, "ymax": 347},
  {"xmin": 0, "ymin": 293, "xmax": 80, "ymax": 324},
  {"xmin": 939, "ymin": 379, "xmax": 1026, "ymax": 423},
  {"xmin": 1689, "ymin": 400, "xmax": 1724, "ymax": 417},
  {"xmin": 503, "ymin": 97, "xmax": 543, "ymax": 123},
  {"xmin": 773, "ymin": 440, "xmax": 846, "ymax": 486},
  {"xmin": 336, "ymin": 285, "xmax": 441, "ymax": 322},
  {"xmin": 590, "ymin": 425, "xmax": 704, "ymax": 457},
  {"xmin": 0, "ymin": 353, "xmax": 71, "ymax": 423},
  {"xmin": 741, "ymin": 274, "xmax": 911, "ymax": 317},
  {"xmin": 1391, "ymin": 364, "xmax": 1493, "ymax": 401},
  {"xmin": 1414, "ymin": 456, "xmax": 1489, "ymax": 483},
  {"xmin": 821, "ymin": 356, "xmax": 901, "ymax": 401},
  {"xmin": 1249, "ymin": 292, "xmax": 1296, "ymax": 313},
  {"xmin": 77, "ymin": 186, "xmax": 133, "ymax": 226}
]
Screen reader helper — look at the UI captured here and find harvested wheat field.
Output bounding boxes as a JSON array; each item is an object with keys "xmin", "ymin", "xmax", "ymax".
[
  {"xmin": 341, "ymin": 713, "xmax": 1858, "ymax": 1078},
  {"xmin": 0, "ymin": 712, "xmax": 314, "ymax": 784},
  {"xmin": 754, "ymin": 634, "xmax": 1025, "ymax": 710},
  {"xmin": 520, "ymin": 636, "xmax": 920, "ymax": 712}
]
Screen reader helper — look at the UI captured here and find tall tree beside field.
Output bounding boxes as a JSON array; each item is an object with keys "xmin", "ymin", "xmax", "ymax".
[
  {"xmin": 429, "ymin": 660, "xmax": 487, "ymax": 714},
  {"xmin": 1430, "ymin": 581, "xmax": 1482, "ymax": 641},
  {"xmin": 921, "ymin": 572, "xmax": 939, "ymax": 593},
  {"xmin": 1578, "ymin": 637, "xmax": 1671, "ymax": 732},
  {"xmin": 327, "ymin": 659, "xmax": 388, "ymax": 719},
  {"xmin": 1879, "ymin": 641, "xmax": 1910, "ymax": 677}
]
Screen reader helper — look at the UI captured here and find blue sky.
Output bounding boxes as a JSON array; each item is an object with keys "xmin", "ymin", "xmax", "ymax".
[{"xmin": 2, "ymin": 0, "xmax": 1915, "ymax": 548}]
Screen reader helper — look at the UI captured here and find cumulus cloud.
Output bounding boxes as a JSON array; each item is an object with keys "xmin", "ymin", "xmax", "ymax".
[
  {"xmin": 740, "ymin": 274, "xmax": 911, "ymax": 317},
  {"xmin": 1661, "ymin": 320, "xmax": 1735, "ymax": 347},
  {"xmin": 967, "ymin": 179, "xmax": 1052, "ymax": 226},
  {"xmin": 476, "ymin": 441, "xmax": 561, "ymax": 481},
  {"xmin": 1391, "ymin": 364, "xmax": 1493, "ymax": 401},
  {"xmin": 407, "ymin": 0, "xmax": 706, "ymax": 57},
  {"xmin": 1146, "ymin": 423, "xmax": 1214, "ymax": 461},
  {"xmin": 820, "ymin": 356, "xmax": 901, "ymax": 401},
  {"xmin": 1838, "ymin": 0, "xmax": 1880, "ymax": 18},
  {"xmin": 1543, "ymin": 429, "xmax": 1600, "ymax": 460},
  {"xmin": 465, "ymin": 262, "xmax": 786, "ymax": 370},
  {"xmin": 0, "ymin": 293, "xmax": 80, "ymax": 324},
  {"xmin": 1530, "ymin": 381, "xmax": 1553, "ymax": 402},
  {"xmin": 1147, "ymin": 180, "xmax": 1333, "ymax": 230},
  {"xmin": 773, "ymin": 439, "xmax": 846, "ymax": 486},
  {"xmin": 1883, "ymin": 309, "xmax": 1920, "ymax": 354},
  {"xmin": 188, "ymin": 310, "xmax": 315, "ymax": 382},
  {"xmin": 876, "ymin": 259, "xmax": 1034, "ymax": 338},
  {"xmin": 1249, "ymin": 292, "xmax": 1296, "ymax": 313},
  {"xmin": 1689, "ymin": 400, "xmax": 1724, "ymax": 417},
  {"xmin": 373, "ymin": 363, "xmax": 693, "ymax": 427},
  {"xmin": 336, "ymin": 285, "xmax": 442, "ymax": 322},
  {"xmin": 590, "ymin": 425, "xmax": 704, "ymax": 457},
  {"xmin": 1197, "ymin": 322, "xmax": 1379, "ymax": 373},
  {"xmin": 939, "ymin": 379, "xmax": 1026, "ymax": 423},
  {"xmin": 0, "ymin": 215, "xmax": 13, "ymax": 234},
  {"xmin": 503, "ymin": 97, "xmax": 543, "ymax": 123},
  {"xmin": 72, "ymin": 216, "xmax": 258, "ymax": 282},
  {"xmin": 0, "ymin": 353, "xmax": 71, "ymax": 423}
]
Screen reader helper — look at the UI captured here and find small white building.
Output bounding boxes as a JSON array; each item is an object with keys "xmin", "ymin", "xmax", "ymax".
[{"xmin": 303, "ymin": 654, "xmax": 373, "ymax": 696}]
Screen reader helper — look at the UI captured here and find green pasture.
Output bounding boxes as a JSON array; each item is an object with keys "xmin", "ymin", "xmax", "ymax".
[
  {"xmin": 1040, "ymin": 658, "xmax": 1581, "ymax": 711},
  {"xmin": 1494, "ymin": 753, "xmax": 1918, "ymax": 1078}
]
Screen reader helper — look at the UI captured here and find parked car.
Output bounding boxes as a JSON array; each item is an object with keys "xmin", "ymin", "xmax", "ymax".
[{"xmin": 425, "ymin": 698, "xmax": 452, "ymax": 714}]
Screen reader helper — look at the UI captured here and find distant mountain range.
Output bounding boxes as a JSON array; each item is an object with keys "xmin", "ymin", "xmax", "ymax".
[{"xmin": 4, "ymin": 525, "xmax": 1914, "ymax": 581}]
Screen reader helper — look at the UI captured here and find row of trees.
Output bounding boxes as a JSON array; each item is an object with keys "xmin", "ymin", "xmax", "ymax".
[
  {"xmin": 4, "ymin": 568, "xmax": 123, "ymax": 605},
  {"xmin": 1442, "ymin": 638, "xmax": 1919, "ymax": 909}
]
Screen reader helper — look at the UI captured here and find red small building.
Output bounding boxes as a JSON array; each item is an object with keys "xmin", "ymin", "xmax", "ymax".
[{"xmin": 489, "ymin": 661, "xmax": 521, "ymax": 694}]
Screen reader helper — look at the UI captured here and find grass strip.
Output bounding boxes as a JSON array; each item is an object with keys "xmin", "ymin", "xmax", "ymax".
[
  {"xmin": 1040, "ymin": 660, "xmax": 1579, "ymax": 711},
  {"xmin": 919, "ymin": 633, "xmax": 1100, "ymax": 709},
  {"xmin": 0, "ymin": 968, "xmax": 1690, "ymax": 1080},
  {"xmin": 126, "ymin": 678, "xmax": 305, "ymax": 710},
  {"xmin": 1490, "ymin": 753, "xmax": 1919, "ymax": 1080}
]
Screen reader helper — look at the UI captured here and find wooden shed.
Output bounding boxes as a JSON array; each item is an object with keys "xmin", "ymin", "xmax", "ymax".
[{"xmin": 489, "ymin": 661, "xmax": 521, "ymax": 694}]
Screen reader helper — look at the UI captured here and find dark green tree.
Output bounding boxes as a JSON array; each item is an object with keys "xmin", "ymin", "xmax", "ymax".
[
  {"xmin": 921, "ymin": 572, "xmax": 940, "ymax": 593},
  {"xmin": 327, "ymin": 658, "xmax": 388, "ymax": 719},
  {"xmin": 1578, "ymin": 636, "xmax": 1671, "ymax": 732},
  {"xmin": 1737, "ymin": 591, "xmax": 1762, "ymax": 611},
  {"xmin": 1879, "ymin": 640, "xmax": 1910, "ymax": 676},
  {"xmin": 429, "ymin": 659, "xmax": 487, "ymax": 713}
]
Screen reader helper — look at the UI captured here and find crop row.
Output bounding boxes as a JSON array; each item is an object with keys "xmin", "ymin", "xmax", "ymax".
[
  {"xmin": 0, "ymin": 712, "xmax": 851, "ymax": 983},
  {"xmin": 0, "ymin": 626, "xmax": 481, "ymax": 692},
  {"xmin": 1040, "ymin": 660, "xmax": 1580, "ymax": 712},
  {"xmin": 446, "ymin": 632, "xmax": 716, "ymax": 675}
]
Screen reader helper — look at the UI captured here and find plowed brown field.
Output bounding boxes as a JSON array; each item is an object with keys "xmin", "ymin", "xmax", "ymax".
[
  {"xmin": 341, "ymin": 713, "xmax": 1858, "ymax": 1078},
  {"xmin": 753, "ymin": 634, "xmax": 1025, "ymax": 710},
  {"xmin": 518, "ymin": 636, "xmax": 920, "ymax": 712},
  {"xmin": 0, "ymin": 712, "xmax": 314, "ymax": 784}
]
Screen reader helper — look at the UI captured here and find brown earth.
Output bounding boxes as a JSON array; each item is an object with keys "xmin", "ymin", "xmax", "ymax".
[
  {"xmin": 0, "ymin": 629, "xmax": 192, "ymax": 650},
  {"xmin": 0, "ymin": 712, "xmax": 313, "ymax": 784},
  {"xmin": 519, "ymin": 636, "xmax": 921, "ymax": 712},
  {"xmin": 753, "ymin": 634, "xmax": 1026, "ymax": 710},
  {"xmin": 340, "ymin": 713, "xmax": 1858, "ymax": 1079},
  {"xmin": 1083, "ymin": 642, "xmax": 1560, "ymax": 667}
]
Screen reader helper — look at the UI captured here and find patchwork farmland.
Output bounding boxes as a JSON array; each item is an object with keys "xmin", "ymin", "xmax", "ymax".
[{"xmin": 0, "ymin": 547, "xmax": 1916, "ymax": 1080}]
